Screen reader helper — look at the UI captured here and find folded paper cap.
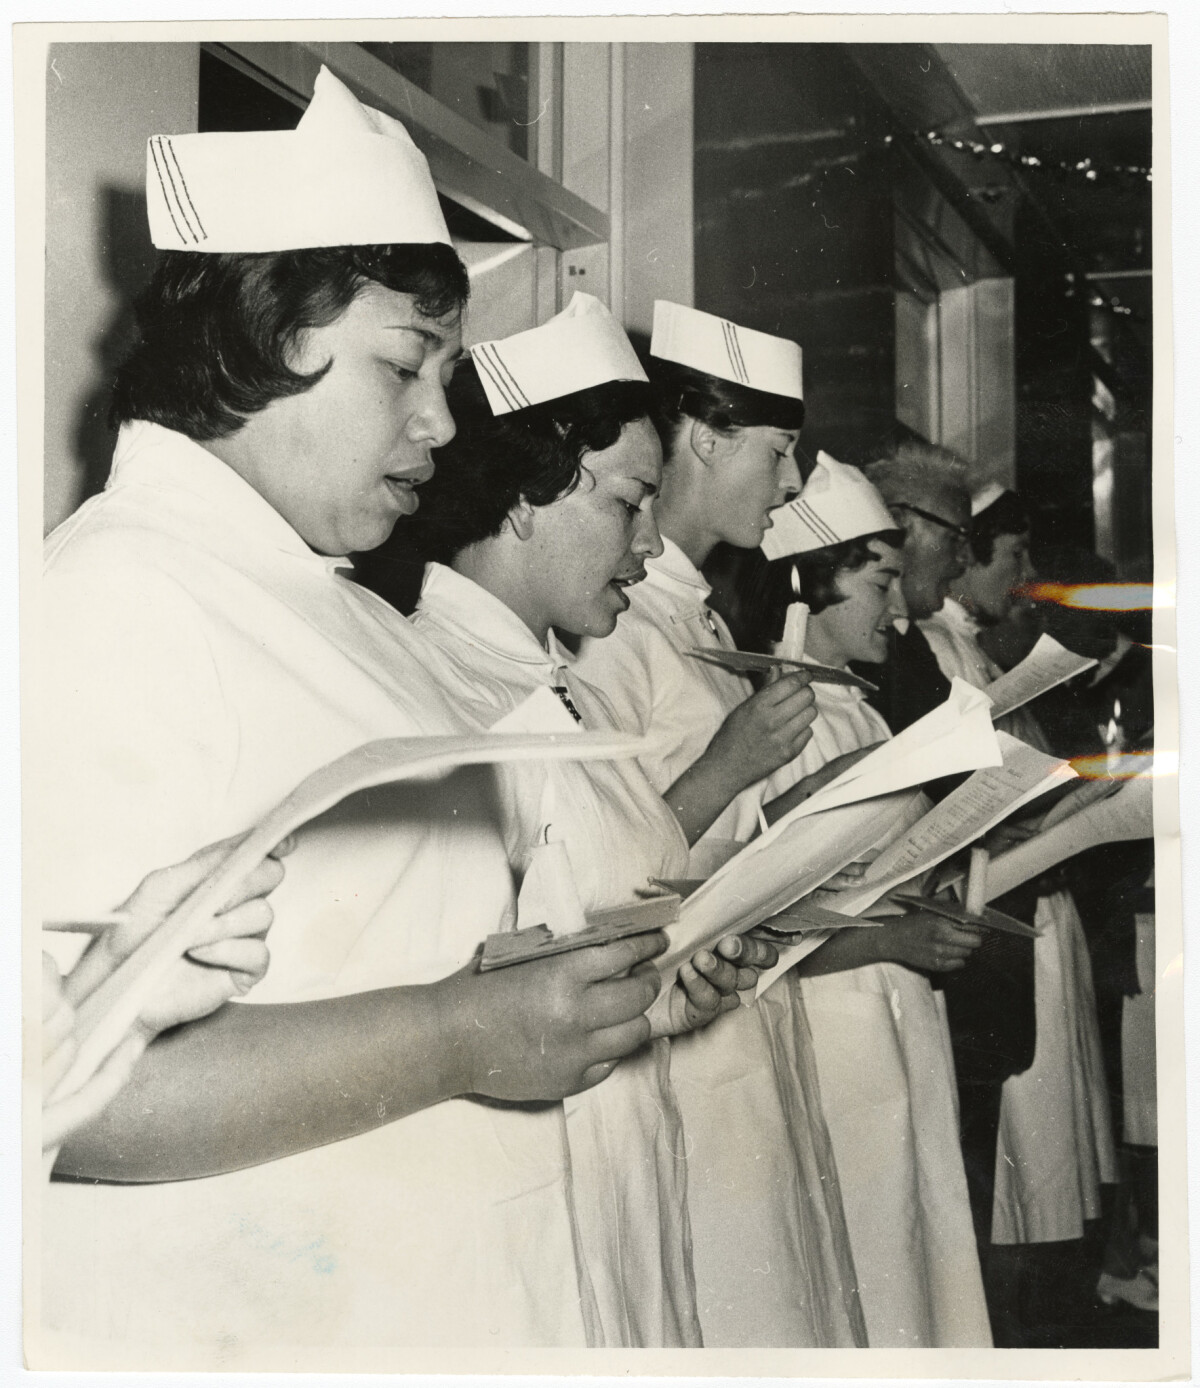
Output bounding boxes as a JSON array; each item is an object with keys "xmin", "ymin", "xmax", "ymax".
[
  {"xmin": 970, "ymin": 481, "xmax": 1010, "ymax": 516},
  {"xmin": 650, "ymin": 301, "xmax": 803, "ymax": 401},
  {"xmin": 471, "ymin": 293, "xmax": 647, "ymax": 415},
  {"xmin": 146, "ymin": 66, "xmax": 450, "ymax": 252},
  {"xmin": 762, "ymin": 451, "xmax": 897, "ymax": 560}
]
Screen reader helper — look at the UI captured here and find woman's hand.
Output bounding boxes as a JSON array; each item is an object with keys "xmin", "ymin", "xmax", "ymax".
[
  {"xmin": 65, "ymin": 834, "xmax": 295, "ymax": 1039},
  {"xmin": 882, "ymin": 911, "xmax": 985, "ymax": 973},
  {"xmin": 438, "ymin": 931, "xmax": 669, "ymax": 1100},
  {"xmin": 707, "ymin": 672, "xmax": 818, "ymax": 790},
  {"xmin": 43, "ymin": 954, "xmax": 148, "ymax": 1152},
  {"xmin": 667, "ymin": 933, "xmax": 780, "ymax": 1033}
]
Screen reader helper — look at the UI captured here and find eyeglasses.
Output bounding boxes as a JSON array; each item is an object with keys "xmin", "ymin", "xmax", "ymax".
[{"xmin": 890, "ymin": 502, "xmax": 972, "ymax": 544}]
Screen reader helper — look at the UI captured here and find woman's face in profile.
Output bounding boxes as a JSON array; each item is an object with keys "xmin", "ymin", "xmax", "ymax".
[
  {"xmin": 709, "ymin": 425, "xmax": 802, "ymax": 550},
  {"xmin": 809, "ymin": 541, "xmax": 907, "ymax": 667},
  {"xmin": 520, "ymin": 418, "xmax": 665, "ymax": 640},
  {"xmin": 225, "ymin": 282, "xmax": 464, "ymax": 556}
]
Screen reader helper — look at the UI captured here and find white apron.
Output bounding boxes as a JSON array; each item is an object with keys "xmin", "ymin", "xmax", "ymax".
[
  {"xmin": 768, "ymin": 679, "xmax": 991, "ymax": 1347},
  {"xmin": 413, "ymin": 564, "xmax": 700, "ymax": 1348},
  {"xmin": 39, "ymin": 424, "xmax": 588, "ymax": 1360},
  {"xmin": 576, "ymin": 539, "xmax": 865, "ymax": 1348},
  {"xmin": 922, "ymin": 601, "xmax": 1117, "ymax": 1244}
]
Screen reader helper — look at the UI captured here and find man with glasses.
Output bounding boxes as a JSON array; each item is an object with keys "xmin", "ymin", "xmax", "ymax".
[{"xmin": 846, "ymin": 441, "xmax": 973, "ymax": 733}]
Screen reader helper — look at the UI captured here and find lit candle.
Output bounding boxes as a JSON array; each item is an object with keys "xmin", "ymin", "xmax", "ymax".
[
  {"xmin": 965, "ymin": 847, "xmax": 989, "ymax": 917},
  {"xmin": 775, "ymin": 564, "xmax": 809, "ymax": 662}
]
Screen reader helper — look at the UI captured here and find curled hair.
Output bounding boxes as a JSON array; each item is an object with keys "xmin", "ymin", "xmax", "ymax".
[
  {"xmin": 394, "ymin": 358, "xmax": 654, "ymax": 564},
  {"xmin": 647, "ymin": 358, "xmax": 805, "ymax": 456},
  {"xmin": 970, "ymin": 489, "xmax": 1030, "ymax": 565},
  {"xmin": 111, "ymin": 243, "xmax": 470, "ymax": 440},
  {"xmin": 739, "ymin": 532, "xmax": 901, "ymax": 651},
  {"xmin": 863, "ymin": 440, "xmax": 968, "ymax": 510}
]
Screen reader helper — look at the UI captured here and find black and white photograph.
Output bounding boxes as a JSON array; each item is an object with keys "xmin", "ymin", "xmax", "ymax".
[{"xmin": 18, "ymin": 12, "xmax": 1182, "ymax": 1377}]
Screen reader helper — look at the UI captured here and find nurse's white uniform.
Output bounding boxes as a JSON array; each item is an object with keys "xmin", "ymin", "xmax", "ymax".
[
  {"xmin": 921, "ymin": 599, "xmax": 1116, "ymax": 1245},
  {"xmin": 767, "ymin": 678, "xmax": 991, "ymax": 1347},
  {"xmin": 40, "ymin": 423, "xmax": 591, "ymax": 1359},
  {"xmin": 576, "ymin": 538, "xmax": 865, "ymax": 1348},
  {"xmin": 412, "ymin": 563, "xmax": 701, "ymax": 1347}
]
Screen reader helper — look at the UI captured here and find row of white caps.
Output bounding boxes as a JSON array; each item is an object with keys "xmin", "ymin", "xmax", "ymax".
[
  {"xmin": 471, "ymin": 296, "xmax": 804, "ymax": 416},
  {"xmin": 143, "ymin": 66, "xmax": 804, "ymax": 415}
]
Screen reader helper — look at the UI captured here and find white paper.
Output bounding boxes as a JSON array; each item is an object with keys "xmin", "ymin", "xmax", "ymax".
[
  {"xmin": 55, "ymin": 729, "xmax": 644, "ymax": 1102},
  {"xmin": 647, "ymin": 787, "xmax": 925, "ymax": 1028},
  {"xmin": 982, "ymin": 632, "xmax": 1098, "ymax": 720},
  {"xmin": 985, "ymin": 769, "xmax": 1155, "ymax": 900},
  {"xmin": 787, "ymin": 677, "xmax": 1002, "ymax": 820},
  {"xmin": 832, "ymin": 731, "xmax": 1078, "ymax": 919}
]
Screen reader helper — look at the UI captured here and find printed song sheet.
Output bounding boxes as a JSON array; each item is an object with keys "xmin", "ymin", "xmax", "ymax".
[
  {"xmin": 982, "ymin": 632, "xmax": 1099, "ymax": 720},
  {"xmin": 754, "ymin": 732, "xmax": 1077, "ymax": 996},
  {"xmin": 786, "ymin": 677, "xmax": 1001, "ymax": 819},
  {"xmin": 647, "ymin": 788, "xmax": 924, "ymax": 1029},
  {"xmin": 54, "ymin": 729, "xmax": 644, "ymax": 1103},
  {"xmin": 985, "ymin": 769, "xmax": 1155, "ymax": 899}
]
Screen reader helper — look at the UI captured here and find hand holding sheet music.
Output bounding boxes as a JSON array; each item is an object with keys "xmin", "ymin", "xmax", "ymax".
[
  {"xmin": 753, "ymin": 732, "xmax": 1077, "ymax": 996},
  {"xmin": 48, "ymin": 728, "xmax": 645, "ymax": 1107}
]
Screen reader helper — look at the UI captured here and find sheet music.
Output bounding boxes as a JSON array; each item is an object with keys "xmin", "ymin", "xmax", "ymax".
[
  {"xmin": 983, "ymin": 632, "xmax": 1098, "ymax": 720},
  {"xmin": 786, "ymin": 677, "xmax": 1001, "ymax": 820},
  {"xmin": 985, "ymin": 769, "xmax": 1154, "ymax": 899},
  {"xmin": 647, "ymin": 788, "xmax": 925, "ymax": 1030}
]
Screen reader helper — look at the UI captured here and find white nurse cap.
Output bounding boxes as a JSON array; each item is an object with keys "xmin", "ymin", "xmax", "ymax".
[
  {"xmin": 146, "ymin": 66, "xmax": 450, "ymax": 253},
  {"xmin": 970, "ymin": 481, "xmax": 1009, "ymax": 516},
  {"xmin": 762, "ymin": 450, "xmax": 897, "ymax": 560},
  {"xmin": 650, "ymin": 301, "xmax": 803, "ymax": 401},
  {"xmin": 471, "ymin": 292, "xmax": 647, "ymax": 416}
]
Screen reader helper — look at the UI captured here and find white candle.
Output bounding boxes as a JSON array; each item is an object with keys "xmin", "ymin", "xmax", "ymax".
[
  {"xmin": 965, "ymin": 847, "xmax": 990, "ymax": 917},
  {"xmin": 516, "ymin": 776, "xmax": 587, "ymax": 935},
  {"xmin": 774, "ymin": 564, "xmax": 809, "ymax": 662}
]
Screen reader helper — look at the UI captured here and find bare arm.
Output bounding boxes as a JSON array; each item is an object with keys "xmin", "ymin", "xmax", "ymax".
[
  {"xmin": 55, "ymin": 933, "xmax": 666, "ymax": 1183},
  {"xmin": 663, "ymin": 674, "xmax": 817, "ymax": 844},
  {"xmin": 760, "ymin": 742, "xmax": 885, "ymax": 827},
  {"xmin": 797, "ymin": 912, "xmax": 984, "ymax": 978}
]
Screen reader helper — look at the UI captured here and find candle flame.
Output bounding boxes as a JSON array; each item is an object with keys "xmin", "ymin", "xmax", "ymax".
[{"xmin": 790, "ymin": 564, "xmax": 803, "ymax": 600}]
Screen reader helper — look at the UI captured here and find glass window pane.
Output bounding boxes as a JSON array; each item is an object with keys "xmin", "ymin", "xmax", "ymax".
[{"xmin": 362, "ymin": 42, "xmax": 535, "ymax": 162}]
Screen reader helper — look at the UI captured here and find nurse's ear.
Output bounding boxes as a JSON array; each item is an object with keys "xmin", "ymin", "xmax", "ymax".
[
  {"xmin": 688, "ymin": 418, "xmax": 735, "ymax": 470},
  {"xmin": 504, "ymin": 497, "xmax": 537, "ymax": 542}
]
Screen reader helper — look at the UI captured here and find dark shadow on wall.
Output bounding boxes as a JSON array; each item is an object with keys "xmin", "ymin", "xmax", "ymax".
[{"xmin": 68, "ymin": 185, "xmax": 156, "ymax": 506}]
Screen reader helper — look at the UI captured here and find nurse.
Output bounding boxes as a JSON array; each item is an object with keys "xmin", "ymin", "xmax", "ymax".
[
  {"xmin": 41, "ymin": 70, "xmax": 669, "ymax": 1358},
  {"xmin": 391, "ymin": 292, "xmax": 779, "ymax": 1346},
  {"xmin": 922, "ymin": 486, "xmax": 1116, "ymax": 1259},
  {"xmin": 757, "ymin": 453, "xmax": 992, "ymax": 1347},
  {"xmin": 575, "ymin": 303, "xmax": 865, "ymax": 1349}
]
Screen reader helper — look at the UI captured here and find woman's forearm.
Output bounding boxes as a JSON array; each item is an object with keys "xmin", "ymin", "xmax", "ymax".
[
  {"xmin": 54, "ymin": 983, "xmax": 467, "ymax": 1183},
  {"xmin": 662, "ymin": 755, "xmax": 749, "ymax": 846},
  {"xmin": 795, "ymin": 927, "xmax": 888, "ymax": 977}
]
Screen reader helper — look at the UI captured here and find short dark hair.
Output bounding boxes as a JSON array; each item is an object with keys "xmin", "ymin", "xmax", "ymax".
[
  {"xmin": 647, "ymin": 358, "xmax": 805, "ymax": 455},
  {"xmin": 110, "ymin": 243, "xmax": 470, "ymax": 440},
  {"xmin": 394, "ymin": 357, "xmax": 654, "ymax": 564},
  {"xmin": 738, "ymin": 532, "xmax": 900, "ymax": 650},
  {"xmin": 970, "ymin": 489, "xmax": 1030, "ymax": 565}
]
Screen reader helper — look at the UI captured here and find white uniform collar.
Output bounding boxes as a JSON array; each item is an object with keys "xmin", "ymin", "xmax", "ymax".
[
  {"xmin": 109, "ymin": 421, "xmax": 352, "ymax": 575},
  {"xmin": 419, "ymin": 562, "xmax": 567, "ymax": 676},
  {"xmin": 645, "ymin": 535, "xmax": 712, "ymax": 598},
  {"xmin": 937, "ymin": 596, "xmax": 983, "ymax": 636}
]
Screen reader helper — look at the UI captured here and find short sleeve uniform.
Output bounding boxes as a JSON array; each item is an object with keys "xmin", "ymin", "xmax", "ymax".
[
  {"xmin": 921, "ymin": 600, "xmax": 1117, "ymax": 1246},
  {"xmin": 39, "ymin": 423, "xmax": 590, "ymax": 1359},
  {"xmin": 575, "ymin": 540, "xmax": 865, "ymax": 1349},
  {"xmin": 413, "ymin": 563, "xmax": 700, "ymax": 1347}
]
